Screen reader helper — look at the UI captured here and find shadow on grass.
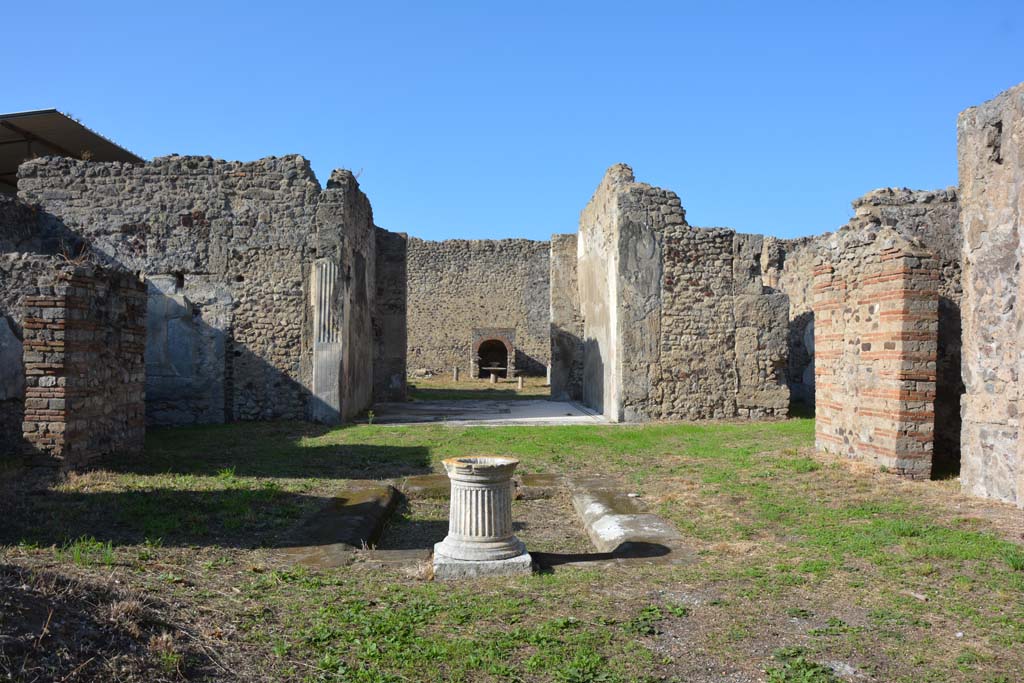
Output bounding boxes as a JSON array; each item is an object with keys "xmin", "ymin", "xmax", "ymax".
[
  {"xmin": 0, "ymin": 421, "xmax": 435, "ymax": 550},
  {"xmin": 1, "ymin": 487, "xmax": 349, "ymax": 549},
  {"xmin": 106, "ymin": 422, "xmax": 432, "ymax": 479}
]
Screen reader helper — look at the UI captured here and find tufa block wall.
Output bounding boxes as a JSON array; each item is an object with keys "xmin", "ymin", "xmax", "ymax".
[
  {"xmin": 549, "ymin": 233, "xmax": 583, "ymax": 400},
  {"xmin": 405, "ymin": 238, "xmax": 550, "ymax": 376},
  {"xmin": 21, "ymin": 265, "xmax": 146, "ymax": 468},
  {"xmin": 813, "ymin": 228, "xmax": 939, "ymax": 478},
  {"xmin": 957, "ymin": 82, "xmax": 1024, "ymax": 507},
  {"xmin": 578, "ymin": 164, "xmax": 789, "ymax": 422}
]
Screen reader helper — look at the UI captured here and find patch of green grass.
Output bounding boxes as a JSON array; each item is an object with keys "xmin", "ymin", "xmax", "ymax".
[
  {"xmin": 1004, "ymin": 547, "xmax": 1024, "ymax": 571},
  {"xmin": 622, "ymin": 605, "xmax": 664, "ymax": 636},
  {"xmin": 56, "ymin": 536, "xmax": 115, "ymax": 566},
  {"xmin": 766, "ymin": 647, "xmax": 839, "ymax": 682},
  {"xmin": 407, "ymin": 376, "xmax": 551, "ymax": 402}
]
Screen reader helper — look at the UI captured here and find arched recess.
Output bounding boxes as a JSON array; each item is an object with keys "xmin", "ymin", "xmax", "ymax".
[{"xmin": 476, "ymin": 338, "xmax": 511, "ymax": 378}]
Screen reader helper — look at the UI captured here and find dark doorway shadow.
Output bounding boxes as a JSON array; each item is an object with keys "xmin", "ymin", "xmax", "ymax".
[
  {"xmin": 786, "ymin": 311, "xmax": 815, "ymax": 415},
  {"xmin": 932, "ymin": 296, "xmax": 964, "ymax": 479}
]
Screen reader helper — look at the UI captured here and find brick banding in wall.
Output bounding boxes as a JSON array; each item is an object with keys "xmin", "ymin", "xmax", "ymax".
[
  {"xmin": 21, "ymin": 265, "xmax": 146, "ymax": 468},
  {"xmin": 813, "ymin": 227, "xmax": 939, "ymax": 479}
]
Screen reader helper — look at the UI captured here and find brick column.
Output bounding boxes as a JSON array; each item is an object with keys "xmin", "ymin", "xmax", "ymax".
[{"xmin": 814, "ymin": 233, "xmax": 939, "ymax": 478}]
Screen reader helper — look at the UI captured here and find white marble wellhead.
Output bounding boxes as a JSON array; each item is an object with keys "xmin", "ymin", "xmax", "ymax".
[{"xmin": 434, "ymin": 456, "xmax": 527, "ymax": 561}]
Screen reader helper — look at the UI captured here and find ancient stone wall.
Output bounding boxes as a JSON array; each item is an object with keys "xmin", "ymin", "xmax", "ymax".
[
  {"xmin": 762, "ymin": 236, "xmax": 820, "ymax": 408},
  {"xmin": 21, "ymin": 265, "xmax": 146, "ymax": 468},
  {"xmin": 814, "ymin": 228, "xmax": 939, "ymax": 478},
  {"xmin": 313, "ymin": 170, "xmax": 377, "ymax": 422},
  {"xmin": 17, "ymin": 156, "xmax": 389, "ymax": 425},
  {"xmin": 958, "ymin": 82, "xmax": 1024, "ymax": 507},
  {"xmin": 578, "ymin": 166, "xmax": 626, "ymax": 419},
  {"xmin": 373, "ymin": 228, "xmax": 408, "ymax": 401},
  {"xmin": 405, "ymin": 238, "xmax": 550, "ymax": 376},
  {"xmin": 769, "ymin": 190, "xmax": 961, "ymax": 460},
  {"xmin": 1, "ymin": 195, "xmax": 58, "ymax": 457},
  {"xmin": 578, "ymin": 164, "xmax": 789, "ymax": 422},
  {"xmin": 549, "ymin": 233, "xmax": 583, "ymax": 400}
]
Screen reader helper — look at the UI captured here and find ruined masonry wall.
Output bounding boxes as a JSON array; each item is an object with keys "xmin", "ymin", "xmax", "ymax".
[
  {"xmin": 17, "ymin": 156, "xmax": 385, "ymax": 425},
  {"xmin": 1, "ymin": 196, "xmax": 59, "ymax": 457},
  {"xmin": 814, "ymin": 228, "xmax": 939, "ymax": 478},
  {"xmin": 406, "ymin": 238, "xmax": 550, "ymax": 376},
  {"xmin": 549, "ymin": 233, "xmax": 583, "ymax": 401},
  {"xmin": 658, "ymin": 225, "xmax": 736, "ymax": 418},
  {"xmin": 21, "ymin": 266, "xmax": 146, "ymax": 468},
  {"xmin": 578, "ymin": 166, "xmax": 626, "ymax": 419},
  {"xmin": 578, "ymin": 164, "xmax": 789, "ymax": 422},
  {"xmin": 957, "ymin": 82, "xmax": 1024, "ymax": 507},
  {"xmin": 770, "ymin": 189, "xmax": 961, "ymax": 460}
]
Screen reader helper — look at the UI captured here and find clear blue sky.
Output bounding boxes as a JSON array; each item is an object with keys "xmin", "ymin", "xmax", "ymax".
[{"xmin": 6, "ymin": 2, "xmax": 1023, "ymax": 241}]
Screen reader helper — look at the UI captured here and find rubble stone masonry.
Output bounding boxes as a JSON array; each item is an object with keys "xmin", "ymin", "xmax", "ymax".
[
  {"xmin": 957, "ymin": 82, "xmax": 1024, "ymax": 507},
  {"xmin": 16, "ymin": 155, "xmax": 390, "ymax": 425},
  {"xmin": 578, "ymin": 164, "xmax": 789, "ymax": 422},
  {"xmin": 813, "ymin": 228, "xmax": 939, "ymax": 478},
  {"xmin": 406, "ymin": 238, "xmax": 550, "ymax": 376}
]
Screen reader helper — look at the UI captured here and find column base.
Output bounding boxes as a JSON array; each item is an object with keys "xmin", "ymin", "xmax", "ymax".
[
  {"xmin": 434, "ymin": 536, "xmax": 526, "ymax": 561},
  {"xmin": 433, "ymin": 548, "xmax": 533, "ymax": 580}
]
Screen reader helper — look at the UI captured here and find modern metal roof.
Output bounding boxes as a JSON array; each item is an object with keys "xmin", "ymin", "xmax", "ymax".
[{"xmin": 0, "ymin": 109, "xmax": 144, "ymax": 193}]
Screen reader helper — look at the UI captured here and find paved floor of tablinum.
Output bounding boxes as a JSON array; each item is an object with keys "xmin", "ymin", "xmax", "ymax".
[{"xmin": 369, "ymin": 399, "xmax": 604, "ymax": 426}]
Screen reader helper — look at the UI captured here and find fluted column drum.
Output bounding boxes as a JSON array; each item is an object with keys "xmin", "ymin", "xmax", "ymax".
[{"xmin": 434, "ymin": 456, "xmax": 526, "ymax": 561}]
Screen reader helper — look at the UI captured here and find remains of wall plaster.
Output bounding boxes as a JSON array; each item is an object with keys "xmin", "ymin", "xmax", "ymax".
[
  {"xmin": 957, "ymin": 82, "xmax": 1024, "ymax": 507},
  {"xmin": 578, "ymin": 164, "xmax": 789, "ymax": 422},
  {"xmin": 549, "ymin": 233, "xmax": 583, "ymax": 401},
  {"xmin": 814, "ymin": 228, "xmax": 939, "ymax": 478},
  {"xmin": 405, "ymin": 238, "xmax": 550, "ymax": 376},
  {"xmin": 17, "ymin": 156, "xmax": 392, "ymax": 425}
]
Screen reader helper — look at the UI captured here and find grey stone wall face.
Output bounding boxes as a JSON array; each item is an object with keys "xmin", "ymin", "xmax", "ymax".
[
  {"xmin": 958, "ymin": 82, "xmax": 1024, "ymax": 507},
  {"xmin": 1, "ymin": 196, "xmax": 59, "ymax": 457},
  {"xmin": 549, "ymin": 233, "xmax": 583, "ymax": 400},
  {"xmin": 577, "ymin": 164, "xmax": 789, "ymax": 422},
  {"xmin": 405, "ymin": 238, "xmax": 551, "ymax": 376},
  {"xmin": 763, "ymin": 236, "xmax": 819, "ymax": 407},
  {"xmin": 16, "ymin": 155, "xmax": 386, "ymax": 426},
  {"xmin": 373, "ymin": 228, "xmax": 408, "ymax": 401},
  {"xmin": 578, "ymin": 166, "xmax": 627, "ymax": 419}
]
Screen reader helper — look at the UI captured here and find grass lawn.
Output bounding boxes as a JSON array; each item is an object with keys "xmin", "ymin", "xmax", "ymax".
[
  {"xmin": 406, "ymin": 375, "xmax": 551, "ymax": 402},
  {"xmin": 2, "ymin": 418, "xmax": 1023, "ymax": 682}
]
